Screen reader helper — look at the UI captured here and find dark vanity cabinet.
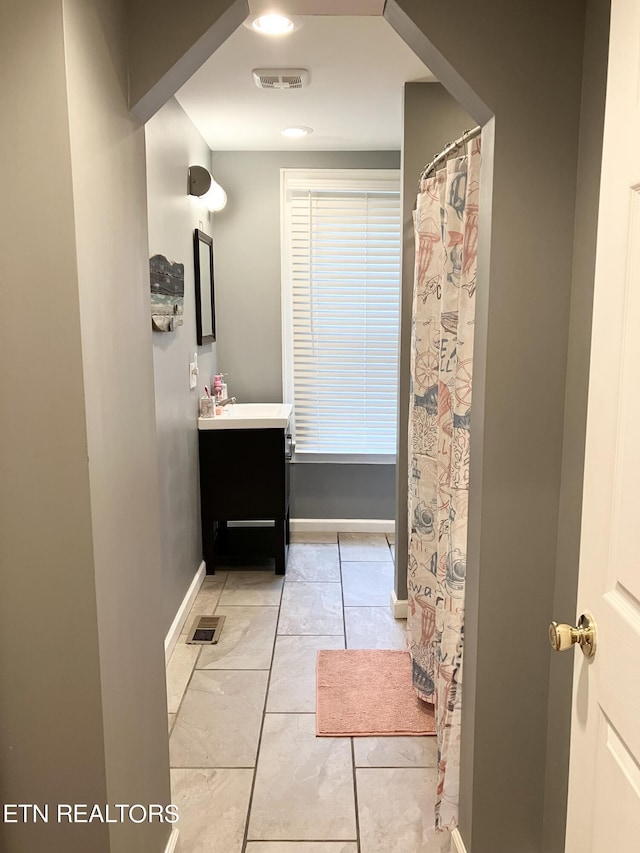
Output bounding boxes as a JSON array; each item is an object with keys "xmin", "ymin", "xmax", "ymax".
[{"xmin": 198, "ymin": 427, "xmax": 292, "ymax": 574}]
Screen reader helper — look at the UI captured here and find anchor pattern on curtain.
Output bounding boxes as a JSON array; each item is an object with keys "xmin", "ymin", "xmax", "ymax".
[{"xmin": 407, "ymin": 139, "xmax": 481, "ymax": 830}]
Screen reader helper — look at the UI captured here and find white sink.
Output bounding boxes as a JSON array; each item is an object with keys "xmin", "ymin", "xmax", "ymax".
[
  {"xmin": 198, "ymin": 402, "xmax": 292, "ymax": 430},
  {"xmin": 226, "ymin": 403, "xmax": 283, "ymax": 418}
]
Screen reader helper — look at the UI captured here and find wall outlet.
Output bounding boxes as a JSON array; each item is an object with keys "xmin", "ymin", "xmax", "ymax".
[{"xmin": 189, "ymin": 353, "xmax": 199, "ymax": 390}]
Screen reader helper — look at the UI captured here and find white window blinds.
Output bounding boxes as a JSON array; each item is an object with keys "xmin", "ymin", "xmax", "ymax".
[{"xmin": 282, "ymin": 170, "xmax": 401, "ymax": 460}]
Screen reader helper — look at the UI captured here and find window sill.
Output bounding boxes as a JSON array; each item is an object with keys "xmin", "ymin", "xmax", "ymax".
[{"xmin": 292, "ymin": 452, "xmax": 396, "ymax": 465}]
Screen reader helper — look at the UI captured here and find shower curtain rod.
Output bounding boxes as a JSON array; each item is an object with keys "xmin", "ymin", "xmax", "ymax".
[{"xmin": 418, "ymin": 125, "xmax": 482, "ymax": 187}]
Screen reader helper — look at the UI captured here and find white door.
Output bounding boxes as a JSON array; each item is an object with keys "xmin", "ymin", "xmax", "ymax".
[{"xmin": 564, "ymin": 0, "xmax": 640, "ymax": 849}]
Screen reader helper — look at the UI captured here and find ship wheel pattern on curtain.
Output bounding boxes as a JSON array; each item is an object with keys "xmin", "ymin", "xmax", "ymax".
[{"xmin": 407, "ymin": 138, "xmax": 481, "ymax": 831}]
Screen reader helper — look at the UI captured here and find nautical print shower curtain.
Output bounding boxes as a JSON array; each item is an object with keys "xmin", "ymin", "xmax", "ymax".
[{"xmin": 407, "ymin": 138, "xmax": 481, "ymax": 830}]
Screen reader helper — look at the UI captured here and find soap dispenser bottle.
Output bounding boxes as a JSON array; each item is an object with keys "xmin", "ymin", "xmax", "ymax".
[{"xmin": 212, "ymin": 374, "xmax": 224, "ymax": 400}]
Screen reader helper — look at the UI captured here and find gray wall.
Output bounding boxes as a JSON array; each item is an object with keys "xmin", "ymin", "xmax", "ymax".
[
  {"xmin": 210, "ymin": 149, "xmax": 399, "ymax": 520},
  {"xmin": 0, "ymin": 2, "xmax": 109, "ymax": 849},
  {"xmin": 385, "ymin": 2, "xmax": 588, "ymax": 851},
  {"xmin": 395, "ymin": 82, "xmax": 473, "ymax": 600},
  {"xmin": 145, "ymin": 97, "xmax": 218, "ymax": 632},
  {"xmin": 0, "ymin": 3, "xmax": 604, "ymax": 851},
  {"xmin": 0, "ymin": 1, "xmax": 171, "ymax": 850},
  {"xmin": 542, "ymin": 1, "xmax": 610, "ymax": 850},
  {"xmin": 59, "ymin": 1, "xmax": 171, "ymax": 850},
  {"xmin": 127, "ymin": 0, "xmax": 248, "ymax": 121},
  {"xmin": 292, "ymin": 464, "xmax": 396, "ymax": 520}
]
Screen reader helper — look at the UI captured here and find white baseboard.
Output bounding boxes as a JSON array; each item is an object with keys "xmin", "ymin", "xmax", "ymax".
[
  {"xmin": 291, "ymin": 518, "xmax": 394, "ymax": 534},
  {"xmin": 390, "ymin": 590, "xmax": 408, "ymax": 619},
  {"xmin": 451, "ymin": 828, "xmax": 467, "ymax": 853},
  {"xmin": 164, "ymin": 561, "xmax": 206, "ymax": 665},
  {"xmin": 164, "ymin": 827, "xmax": 179, "ymax": 853}
]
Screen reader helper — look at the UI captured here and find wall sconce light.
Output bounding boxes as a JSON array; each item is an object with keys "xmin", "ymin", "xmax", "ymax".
[{"xmin": 188, "ymin": 165, "xmax": 227, "ymax": 212}]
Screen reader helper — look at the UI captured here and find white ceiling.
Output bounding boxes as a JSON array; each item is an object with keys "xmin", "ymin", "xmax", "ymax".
[{"xmin": 175, "ymin": 16, "xmax": 434, "ymax": 151}]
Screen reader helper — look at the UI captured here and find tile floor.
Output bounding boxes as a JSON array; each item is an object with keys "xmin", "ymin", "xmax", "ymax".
[{"xmin": 166, "ymin": 532, "xmax": 449, "ymax": 853}]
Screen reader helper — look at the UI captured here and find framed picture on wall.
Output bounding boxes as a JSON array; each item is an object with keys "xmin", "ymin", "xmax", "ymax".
[
  {"xmin": 149, "ymin": 254, "xmax": 184, "ymax": 332},
  {"xmin": 194, "ymin": 229, "xmax": 215, "ymax": 345}
]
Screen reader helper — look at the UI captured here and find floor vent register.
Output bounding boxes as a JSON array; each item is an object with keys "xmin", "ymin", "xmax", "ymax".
[{"xmin": 186, "ymin": 615, "xmax": 225, "ymax": 645}]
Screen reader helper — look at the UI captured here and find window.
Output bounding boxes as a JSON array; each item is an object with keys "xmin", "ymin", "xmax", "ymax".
[{"xmin": 281, "ymin": 169, "xmax": 401, "ymax": 462}]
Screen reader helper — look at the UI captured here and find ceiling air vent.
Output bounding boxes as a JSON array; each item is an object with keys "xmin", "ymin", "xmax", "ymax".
[{"xmin": 252, "ymin": 68, "xmax": 310, "ymax": 90}]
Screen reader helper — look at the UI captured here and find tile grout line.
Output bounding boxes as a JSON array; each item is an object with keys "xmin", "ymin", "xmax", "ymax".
[
  {"xmin": 194, "ymin": 668, "xmax": 275, "ymax": 672},
  {"xmin": 168, "ymin": 570, "xmax": 231, "ymax": 751},
  {"xmin": 240, "ymin": 576, "xmax": 286, "ymax": 853},
  {"xmin": 172, "ymin": 766, "xmax": 257, "ymax": 771},
  {"xmin": 240, "ymin": 552, "xmax": 350, "ymax": 849},
  {"xmin": 339, "ymin": 533, "xmax": 362, "ymax": 853},
  {"xmin": 246, "ymin": 840, "xmax": 358, "ymax": 845},
  {"xmin": 172, "ymin": 758, "xmax": 435, "ymax": 768},
  {"xmin": 170, "ymin": 539, "xmax": 396, "ymax": 850},
  {"xmin": 193, "ymin": 586, "xmax": 281, "ymax": 672},
  {"xmin": 168, "ymin": 618, "xmax": 205, "ymax": 721},
  {"xmin": 269, "ymin": 631, "xmax": 344, "ymax": 636}
]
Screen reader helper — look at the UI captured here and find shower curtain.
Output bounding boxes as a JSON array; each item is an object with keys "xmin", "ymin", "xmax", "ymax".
[{"xmin": 407, "ymin": 138, "xmax": 481, "ymax": 830}]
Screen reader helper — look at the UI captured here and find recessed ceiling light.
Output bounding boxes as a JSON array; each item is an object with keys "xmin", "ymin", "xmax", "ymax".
[
  {"xmin": 281, "ymin": 126, "xmax": 314, "ymax": 138},
  {"xmin": 250, "ymin": 14, "xmax": 295, "ymax": 35}
]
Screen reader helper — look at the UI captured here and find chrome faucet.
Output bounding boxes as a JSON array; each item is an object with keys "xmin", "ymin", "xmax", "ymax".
[{"xmin": 219, "ymin": 396, "xmax": 237, "ymax": 407}]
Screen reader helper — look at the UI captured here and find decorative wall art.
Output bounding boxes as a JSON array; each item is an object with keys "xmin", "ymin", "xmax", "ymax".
[{"xmin": 150, "ymin": 254, "xmax": 184, "ymax": 332}]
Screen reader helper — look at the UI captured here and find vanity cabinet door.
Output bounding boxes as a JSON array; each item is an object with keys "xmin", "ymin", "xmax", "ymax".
[{"xmin": 199, "ymin": 428, "xmax": 288, "ymax": 520}]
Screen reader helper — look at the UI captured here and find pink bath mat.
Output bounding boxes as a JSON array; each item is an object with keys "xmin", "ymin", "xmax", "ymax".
[{"xmin": 316, "ymin": 649, "xmax": 436, "ymax": 737}]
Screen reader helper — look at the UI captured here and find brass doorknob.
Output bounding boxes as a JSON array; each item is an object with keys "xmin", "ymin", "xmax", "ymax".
[{"xmin": 549, "ymin": 612, "xmax": 596, "ymax": 657}]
